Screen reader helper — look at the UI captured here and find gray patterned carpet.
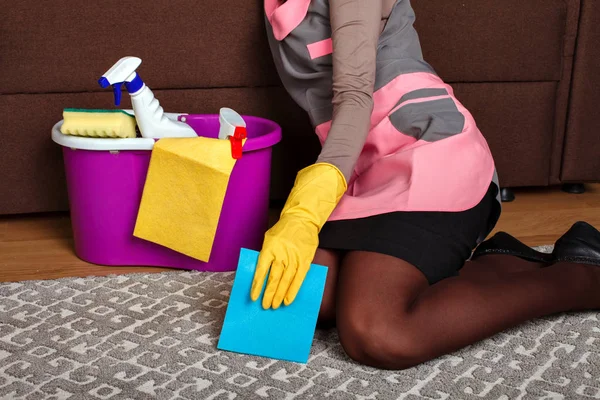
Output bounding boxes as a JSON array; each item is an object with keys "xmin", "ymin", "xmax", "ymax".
[{"xmin": 1, "ymin": 246, "xmax": 599, "ymax": 399}]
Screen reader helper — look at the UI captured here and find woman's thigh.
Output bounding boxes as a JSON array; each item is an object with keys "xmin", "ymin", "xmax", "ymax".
[
  {"xmin": 336, "ymin": 251, "xmax": 428, "ymax": 323},
  {"xmin": 335, "ymin": 251, "xmax": 430, "ymax": 365}
]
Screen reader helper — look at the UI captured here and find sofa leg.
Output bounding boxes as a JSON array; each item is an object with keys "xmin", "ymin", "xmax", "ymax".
[
  {"xmin": 500, "ymin": 188, "xmax": 515, "ymax": 202},
  {"xmin": 562, "ymin": 183, "xmax": 586, "ymax": 194}
]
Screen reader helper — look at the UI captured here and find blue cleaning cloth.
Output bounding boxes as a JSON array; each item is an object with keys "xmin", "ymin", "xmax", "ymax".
[{"xmin": 217, "ymin": 248, "xmax": 328, "ymax": 364}]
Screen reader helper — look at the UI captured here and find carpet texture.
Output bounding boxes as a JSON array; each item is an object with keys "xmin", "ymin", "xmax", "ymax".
[{"xmin": 1, "ymin": 246, "xmax": 599, "ymax": 399}]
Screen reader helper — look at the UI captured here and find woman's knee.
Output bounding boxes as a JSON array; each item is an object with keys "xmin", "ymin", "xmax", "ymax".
[{"xmin": 337, "ymin": 307, "xmax": 425, "ymax": 370}]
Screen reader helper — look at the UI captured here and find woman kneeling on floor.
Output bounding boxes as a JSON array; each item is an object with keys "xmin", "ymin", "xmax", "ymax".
[{"xmin": 250, "ymin": 0, "xmax": 600, "ymax": 370}]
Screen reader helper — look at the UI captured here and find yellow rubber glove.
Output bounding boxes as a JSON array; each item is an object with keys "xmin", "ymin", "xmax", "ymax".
[{"xmin": 250, "ymin": 162, "xmax": 347, "ymax": 309}]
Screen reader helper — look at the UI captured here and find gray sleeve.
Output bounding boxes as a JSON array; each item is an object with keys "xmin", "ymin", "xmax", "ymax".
[{"xmin": 315, "ymin": 0, "xmax": 382, "ymax": 181}]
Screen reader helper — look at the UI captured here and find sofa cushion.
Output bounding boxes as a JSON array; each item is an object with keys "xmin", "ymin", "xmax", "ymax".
[
  {"xmin": 2, "ymin": 0, "xmax": 570, "ymax": 94},
  {"xmin": 562, "ymin": 0, "xmax": 600, "ymax": 182},
  {"xmin": 1, "ymin": 0, "xmax": 279, "ymax": 94},
  {"xmin": 412, "ymin": 0, "xmax": 568, "ymax": 82}
]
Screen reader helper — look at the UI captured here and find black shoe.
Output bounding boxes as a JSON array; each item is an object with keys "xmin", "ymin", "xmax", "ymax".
[
  {"xmin": 472, "ymin": 232, "xmax": 552, "ymax": 263},
  {"xmin": 552, "ymin": 221, "xmax": 600, "ymax": 266}
]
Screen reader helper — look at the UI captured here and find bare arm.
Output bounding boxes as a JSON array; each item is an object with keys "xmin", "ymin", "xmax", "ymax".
[{"xmin": 316, "ymin": 0, "xmax": 382, "ymax": 181}]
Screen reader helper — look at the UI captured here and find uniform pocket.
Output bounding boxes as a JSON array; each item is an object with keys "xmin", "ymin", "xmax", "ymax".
[{"xmin": 389, "ymin": 95, "xmax": 466, "ymax": 142}]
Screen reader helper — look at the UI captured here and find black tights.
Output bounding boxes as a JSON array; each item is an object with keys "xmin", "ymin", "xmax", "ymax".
[{"xmin": 314, "ymin": 249, "xmax": 600, "ymax": 370}]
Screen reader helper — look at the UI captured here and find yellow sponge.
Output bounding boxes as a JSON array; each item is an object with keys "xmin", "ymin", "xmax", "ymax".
[{"xmin": 60, "ymin": 108, "xmax": 137, "ymax": 138}]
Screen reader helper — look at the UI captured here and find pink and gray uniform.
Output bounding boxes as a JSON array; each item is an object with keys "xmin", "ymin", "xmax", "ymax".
[{"xmin": 265, "ymin": 0, "xmax": 501, "ymax": 244}]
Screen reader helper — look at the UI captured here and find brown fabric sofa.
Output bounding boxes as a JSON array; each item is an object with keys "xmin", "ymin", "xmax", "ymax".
[
  {"xmin": 1, "ymin": 0, "xmax": 597, "ymax": 215},
  {"xmin": 563, "ymin": 0, "xmax": 600, "ymax": 185}
]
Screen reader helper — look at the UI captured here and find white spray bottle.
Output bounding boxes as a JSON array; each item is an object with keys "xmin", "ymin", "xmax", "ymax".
[{"xmin": 98, "ymin": 56, "xmax": 197, "ymax": 138}]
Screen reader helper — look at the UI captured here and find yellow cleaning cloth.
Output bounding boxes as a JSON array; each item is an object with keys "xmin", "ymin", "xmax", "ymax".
[{"xmin": 134, "ymin": 137, "xmax": 242, "ymax": 261}]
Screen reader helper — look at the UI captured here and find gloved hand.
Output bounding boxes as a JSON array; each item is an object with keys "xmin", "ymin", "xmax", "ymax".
[{"xmin": 250, "ymin": 162, "xmax": 347, "ymax": 309}]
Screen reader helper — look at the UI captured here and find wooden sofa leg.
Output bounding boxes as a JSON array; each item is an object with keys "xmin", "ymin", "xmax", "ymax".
[
  {"xmin": 500, "ymin": 188, "xmax": 515, "ymax": 202},
  {"xmin": 562, "ymin": 183, "xmax": 586, "ymax": 194}
]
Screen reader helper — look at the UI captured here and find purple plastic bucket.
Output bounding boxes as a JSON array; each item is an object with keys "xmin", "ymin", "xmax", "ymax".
[{"xmin": 52, "ymin": 114, "xmax": 281, "ymax": 272}]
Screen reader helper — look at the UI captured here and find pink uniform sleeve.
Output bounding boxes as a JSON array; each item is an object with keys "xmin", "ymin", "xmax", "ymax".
[{"xmin": 316, "ymin": 0, "xmax": 383, "ymax": 181}]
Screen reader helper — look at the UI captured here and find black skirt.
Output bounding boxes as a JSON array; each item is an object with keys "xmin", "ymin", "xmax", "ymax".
[{"xmin": 318, "ymin": 183, "xmax": 499, "ymax": 284}]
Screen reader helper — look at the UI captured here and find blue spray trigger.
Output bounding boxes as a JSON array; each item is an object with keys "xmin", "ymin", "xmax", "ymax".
[
  {"xmin": 98, "ymin": 77, "xmax": 123, "ymax": 106},
  {"xmin": 97, "ymin": 72, "xmax": 143, "ymax": 106},
  {"xmin": 112, "ymin": 84, "xmax": 123, "ymax": 106}
]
